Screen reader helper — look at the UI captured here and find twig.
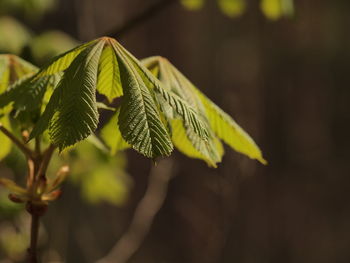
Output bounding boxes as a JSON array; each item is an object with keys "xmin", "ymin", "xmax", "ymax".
[
  {"xmin": 97, "ymin": 159, "xmax": 175, "ymax": 263},
  {"xmin": 105, "ymin": 0, "xmax": 177, "ymax": 38},
  {"xmin": 37, "ymin": 144, "xmax": 56, "ymax": 177},
  {"xmin": 0, "ymin": 123, "xmax": 35, "ymax": 159}
]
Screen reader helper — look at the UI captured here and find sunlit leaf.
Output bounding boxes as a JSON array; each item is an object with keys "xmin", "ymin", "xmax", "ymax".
[
  {"xmin": 0, "ymin": 116, "xmax": 12, "ymax": 160},
  {"xmin": 100, "ymin": 108, "xmax": 130, "ymax": 155},
  {"xmin": 143, "ymin": 56, "xmax": 266, "ymax": 165},
  {"xmin": 97, "ymin": 44, "xmax": 123, "ymax": 102}
]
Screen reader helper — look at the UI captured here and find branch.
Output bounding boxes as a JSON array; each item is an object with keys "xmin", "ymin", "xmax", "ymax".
[
  {"xmin": 0, "ymin": 123, "xmax": 35, "ymax": 159},
  {"xmin": 97, "ymin": 159, "xmax": 175, "ymax": 263},
  {"xmin": 37, "ymin": 144, "xmax": 56, "ymax": 177},
  {"xmin": 105, "ymin": 0, "xmax": 177, "ymax": 38}
]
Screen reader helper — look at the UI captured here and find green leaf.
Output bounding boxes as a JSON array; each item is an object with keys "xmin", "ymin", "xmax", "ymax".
[
  {"xmin": 29, "ymin": 87, "xmax": 60, "ymax": 140},
  {"xmin": 100, "ymin": 107, "xmax": 130, "ymax": 155},
  {"xmin": 171, "ymin": 119, "xmax": 223, "ymax": 167},
  {"xmin": 0, "ymin": 54, "xmax": 37, "ymax": 88},
  {"xmin": 124, "ymin": 55, "xmax": 209, "ymax": 142},
  {"xmin": 143, "ymin": 56, "xmax": 266, "ymax": 165},
  {"xmin": 218, "ymin": 0, "xmax": 246, "ymax": 18},
  {"xmin": 49, "ymin": 41, "xmax": 104, "ymax": 150},
  {"xmin": 35, "ymin": 39, "xmax": 97, "ymax": 78},
  {"xmin": 0, "ymin": 115, "xmax": 12, "ymax": 160},
  {"xmin": 112, "ymin": 42, "xmax": 173, "ymax": 158},
  {"xmin": 97, "ymin": 44, "xmax": 123, "ymax": 102},
  {"xmin": 195, "ymin": 89, "xmax": 267, "ymax": 164}
]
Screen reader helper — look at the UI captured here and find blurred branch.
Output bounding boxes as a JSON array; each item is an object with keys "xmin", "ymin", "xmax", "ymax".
[
  {"xmin": 105, "ymin": 0, "xmax": 177, "ymax": 38},
  {"xmin": 97, "ymin": 159, "xmax": 175, "ymax": 263}
]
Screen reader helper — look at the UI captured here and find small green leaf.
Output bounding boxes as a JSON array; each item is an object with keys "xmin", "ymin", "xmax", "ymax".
[
  {"xmin": 97, "ymin": 43, "xmax": 123, "ymax": 102},
  {"xmin": 29, "ymin": 87, "xmax": 60, "ymax": 140},
  {"xmin": 100, "ymin": 108, "xmax": 130, "ymax": 155}
]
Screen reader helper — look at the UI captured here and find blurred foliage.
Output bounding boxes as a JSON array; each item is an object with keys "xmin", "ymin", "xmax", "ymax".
[
  {"xmin": 46, "ymin": 140, "xmax": 132, "ymax": 206},
  {"xmin": 29, "ymin": 31, "xmax": 79, "ymax": 66},
  {"xmin": 69, "ymin": 141, "xmax": 131, "ymax": 206},
  {"xmin": 181, "ymin": 0, "xmax": 204, "ymax": 11},
  {"xmin": 0, "ymin": 16, "xmax": 31, "ymax": 54},
  {"xmin": 181, "ymin": 0, "xmax": 294, "ymax": 19},
  {"xmin": 0, "ymin": 213, "xmax": 30, "ymax": 261},
  {"xmin": 0, "ymin": 0, "xmax": 56, "ymax": 20},
  {"xmin": 218, "ymin": 0, "xmax": 246, "ymax": 18}
]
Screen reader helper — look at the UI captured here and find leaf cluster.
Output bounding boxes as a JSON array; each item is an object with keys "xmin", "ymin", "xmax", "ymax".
[{"xmin": 0, "ymin": 36, "xmax": 266, "ymax": 166}]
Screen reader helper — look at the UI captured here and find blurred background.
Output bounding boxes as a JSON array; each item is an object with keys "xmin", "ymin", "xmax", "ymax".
[{"xmin": 1, "ymin": 0, "xmax": 350, "ymax": 262}]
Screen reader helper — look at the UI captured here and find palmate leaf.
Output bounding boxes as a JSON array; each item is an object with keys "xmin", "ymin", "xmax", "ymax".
[
  {"xmin": 30, "ymin": 37, "xmax": 176, "ymax": 158},
  {"xmin": 142, "ymin": 56, "xmax": 266, "ymax": 165}
]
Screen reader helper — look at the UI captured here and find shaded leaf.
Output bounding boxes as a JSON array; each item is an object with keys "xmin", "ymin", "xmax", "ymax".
[
  {"xmin": 49, "ymin": 41, "xmax": 104, "ymax": 150},
  {"xmin": 112, "ymin": 42, "xmax": 173, "ymax": 158}
]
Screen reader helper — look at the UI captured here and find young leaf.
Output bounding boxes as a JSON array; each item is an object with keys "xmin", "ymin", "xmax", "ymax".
[
  {"xmin": 142, "ymin": 56, "xmax": 266, "ymax": 165},
  {"xmin": 100, "ymin": 107, "xmax": 130, "ymax": 155},
  {"xmin": 195, "ymin": 89, "xmax": 267, "ymax": 164},
  {"xmin": 49, "ymin": 41, "xmax": 104, "ymax": 150},
  {"xmin": 35, "ymin": 40, "xmax": 97, "ymax": 78},
  {"xmin": 118, "ymin": 48, "xmax": 209, "ymax": 141},
  {"xmin": 0, "ymin": 115, "xmax": 12, "ymax": 160},
  {"xmin": 97, "ymin": 43, "xmax": 123, "ymax": 102},
  {"xmin": 171, "ymin": 119, "xmax": 223, "ymax": 167},
  {"xmin": 29, "ymin": 87, "xmax": 60, "ymax": 140},
  {"xmin": 112, "ymin": 42, "xmax": 173, "ymax": 158}
]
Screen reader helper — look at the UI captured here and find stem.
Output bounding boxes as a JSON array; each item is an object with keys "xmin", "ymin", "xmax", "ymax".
[
  {"xmin": 28, "ymin": 212, "xmax": 40, "ymax": 263},
  {"xmin": 37, "ymin": 144, "xmax": 56, "ymax": 178},
  {"xmin": 0, "ymin": 123, "xmax": 35, "ymax": 159},
  {"xmin": 105, "ymin": 0, "xmax": 176, "ymax": 38}
]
